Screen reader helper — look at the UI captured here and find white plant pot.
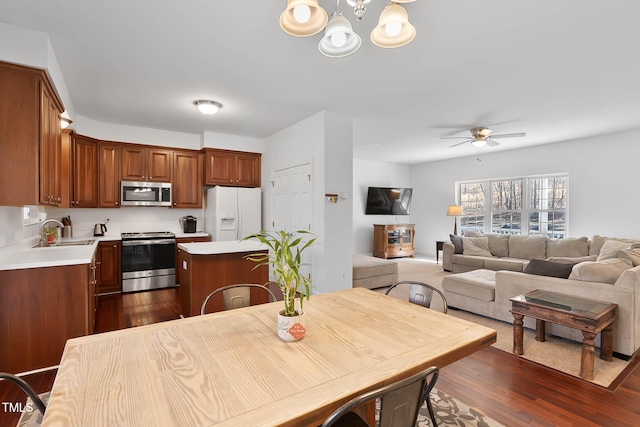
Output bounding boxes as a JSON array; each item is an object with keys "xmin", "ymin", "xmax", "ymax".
[{"xmin": 277, "ymin": 310, "xmax": 306, "ymax": 342}]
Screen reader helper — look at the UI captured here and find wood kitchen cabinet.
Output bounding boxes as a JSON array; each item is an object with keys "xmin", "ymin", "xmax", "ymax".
[
  {"xmin": 0, "ymin": 61, "xmax": 64, "ymax": 207},
  {"xmin": 122, "ymin": 146, "xmax": 172, "ymax": 182},
  {"xmin": 373, "ymin": 224, "xmax": 415, "ymax": 259},
  {"xmin": 173, "ymin": 150, "xmax": 203, "ymax": 208},
  {"xmin": 204, "ymin": 149, "xmax": 261, "ymax": 187},
  {"xmin": 98, "ymin": 142, "xmax": 121, "ymax": 208},
  {"xmin": 96, "ymin": 241, "xmax": 122, "ymax": 295},
  {"xmin": 175, "ymin": 235, "xmax": 210, "ymax": 284},
  {"xmin": 71, "ymin": 134, "xmax": 99, "ymax": 208},
  {"xmin": 0, "ymin": 259, "xmax": 96, "ymax": 374}
]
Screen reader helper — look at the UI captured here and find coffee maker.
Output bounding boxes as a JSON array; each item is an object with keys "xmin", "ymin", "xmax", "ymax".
[{"xmin": 179, "ymin": 216, "xmax": 197, "ymax": 233}]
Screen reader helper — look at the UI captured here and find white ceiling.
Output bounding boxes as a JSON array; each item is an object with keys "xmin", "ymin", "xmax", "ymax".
[{"xmin": 2, "ymin": 1, "xmax": 640, "ymax": 164}]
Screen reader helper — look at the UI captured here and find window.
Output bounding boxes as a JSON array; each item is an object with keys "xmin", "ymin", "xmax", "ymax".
[{"xmin": 458, "ymin": 174, "xmax": 568, "ymax": 238}]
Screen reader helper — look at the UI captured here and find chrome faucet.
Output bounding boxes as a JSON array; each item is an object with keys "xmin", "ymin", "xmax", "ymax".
[{"xmin": 40, "ymin": 219, "xmax": 64, "ymax": 246}]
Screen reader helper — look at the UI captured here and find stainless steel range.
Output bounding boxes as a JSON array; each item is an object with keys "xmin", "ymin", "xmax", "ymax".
[{"xmin": 121, "ymin": 231, "xmax": 176, "ymax": 293}]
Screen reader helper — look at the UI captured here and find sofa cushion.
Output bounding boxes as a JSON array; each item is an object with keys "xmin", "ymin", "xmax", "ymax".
[
  {"xmin": 463, "ymin": 230, "xmax": 509, "ymax": 257},
  {"xmin": 546, "ymin": 255, "xmax": 597, "ymax": 264},
  {"xmin": 352, "ymin": 254, "xmax": 398, "ymax": 279},
  {"xmin": 442, "ymin": 269, "xmax": 496, "ymax": 302},
  {"xmin": 568, "ymin": 258, "xmax": 633, "ymax": 284},
  {"xmin": 617, "ymin": 248, "xmax": 640, "ymax": 267},
  {"xmin": 524, "ymin": 259, "xmax": 577, "ymax": 279},
  {"xmin": 484, "ymin": 257, "xmax": 528, "ymax": 272},
  {"xmin": 590, "ymin": 235, "xmax": 640, "ymax": 256},
  {"xmin": 508, "ymin": 235, "xmax": 547, "ymax": 260},
  {"xmin": 462, "ymin": 237, "xmax": 492, "ymax": 257},
  {"xmin": 452, "ymin": 254, "xmax": 486, "ymax": 269},
  {"xmin": 596, "ymin": 239, "xmax": 633, "ymax": 261},
  {"xmin": 546, "ymin": 237, "xmax": 589, "ymax": 258},
  {"xmin": 450, "ymin": 234, "xmax": 463, "ymax": 254}
]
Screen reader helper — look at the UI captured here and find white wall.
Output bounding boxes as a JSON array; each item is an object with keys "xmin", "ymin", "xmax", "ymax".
[
  {"xmin": 263, "ymin": 111, "xmax": 353, "ymax": 294},
  {"xmin": 352, "ymin": 159, "xmax": 411, "ymax": 254},
  {"xmin": 203, "ymin": 131, "xmax": 264, "ymax": 153},
  {"xmin": 0, "ymin": 23, "xmax": 75, "ymax": 119},
  {"xmin": 409, "ymin": 129, "xmax": 640, "ymax": 258},
  {"xmin": 75, "ymin": 115, "xmax": 201, "ymax": 149}
]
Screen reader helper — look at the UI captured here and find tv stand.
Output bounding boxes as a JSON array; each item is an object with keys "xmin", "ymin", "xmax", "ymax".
[{"xmin": 373, "ymin": 224, "xmax": 415, "ymax": 259}]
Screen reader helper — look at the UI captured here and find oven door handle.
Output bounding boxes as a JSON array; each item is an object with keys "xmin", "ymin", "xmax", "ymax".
[{"xmin": 122, "ymin": 239, "xmax": 176, "ymax": 246}]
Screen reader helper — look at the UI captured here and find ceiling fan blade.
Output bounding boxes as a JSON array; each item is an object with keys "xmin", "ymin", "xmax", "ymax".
[
  {"xmin": 489, "ymin": 132, "xmax": 526, "ymax": 139},
  {"xmin": 449, "ymin": 140, "xmax": 472, "ymax": 148},
  {"xmin": 486, "ymin": 139, "xmax": 500, "ymax": 147},
  {"xmin": 440, "ymin": 136, "xmax": 472, "ymax": 140}
]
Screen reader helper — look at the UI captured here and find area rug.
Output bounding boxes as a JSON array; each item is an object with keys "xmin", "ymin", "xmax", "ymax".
[
  {"xmin": 418, "ymin": 388, "xmax": 504, "ymax": 427},
  {"xmin": 19, "ymin": 390, "xmax": 502, "ymax": 427},
  {"xmin": 387, "ymin": 257, "xmax": 634, "ymax": 388}
]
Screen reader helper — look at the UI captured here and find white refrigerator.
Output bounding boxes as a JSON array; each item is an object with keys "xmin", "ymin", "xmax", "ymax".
[{"xmin": 205, "ymin": 186, "xmax": 262, "ymax": 241}]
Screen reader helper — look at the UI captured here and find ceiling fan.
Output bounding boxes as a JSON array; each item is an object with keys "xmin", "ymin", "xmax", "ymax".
[{"xmin": 441, "ymin": 127, "xmax": 526, "ymax": 148}]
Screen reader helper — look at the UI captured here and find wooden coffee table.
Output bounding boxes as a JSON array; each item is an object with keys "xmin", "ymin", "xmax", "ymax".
[{"xmin": 510, "ymin": 289, "xmax": 617, "ymax": 380}]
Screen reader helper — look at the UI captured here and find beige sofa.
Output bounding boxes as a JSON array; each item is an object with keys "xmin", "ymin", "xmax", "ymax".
[{"xmin": 441, "ymin": 234, "xmax": 640, "ymax": 358}]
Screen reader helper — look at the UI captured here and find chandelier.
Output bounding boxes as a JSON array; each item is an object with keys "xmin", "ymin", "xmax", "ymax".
[{"xmin": 279, "ymin": 0, "xmax": 417, "ymax": 58}]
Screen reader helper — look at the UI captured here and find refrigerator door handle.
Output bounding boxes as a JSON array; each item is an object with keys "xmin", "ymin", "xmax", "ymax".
[{"xmin": 236, "ymin": 195, "xmax": 241, "ymax": 240}]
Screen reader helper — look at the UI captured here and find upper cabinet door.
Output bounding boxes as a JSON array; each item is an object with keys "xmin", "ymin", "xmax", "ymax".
[
  {"xmin": 98, "ymin": 142, "xmax": 121, "ymax": 208},
  {"xmin": 121, "ymin": 146, "xmax": 172, "ymax": 182},
  {"xmin": 121, "ymin": 146, "xmax": 146, "ymax": 181},
  {"xmin": 204, "ymin": 150, "xmax": 235, "ymax": 185},
  {"xmin": 204, "ymin": 149, "xmax": 261, "ymax": 187},
  {"xmin": 172, "ymin": 151, "xmax": 202, "ymax": 208},
  {"xmin": 147, "ymin": 148, "xmax": 172, "ymax": 182},
  {"xmin": 72, "ymin": 134, "xmax": 99, "ymax": 208},
  {"xmin": 236, "ymin": 152, "xmax": 261, "ymax": 187}
]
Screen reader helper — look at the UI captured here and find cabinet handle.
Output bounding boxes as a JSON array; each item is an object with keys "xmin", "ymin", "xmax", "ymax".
[
  {"xmin": 115, "ymin": 201, "xmax": 119, "ymax": 205},
  {"xmin": 142, "ymin": 175, "xmax": 145, "ymax": 179},
  {"xmin": 150, "ymin": 176, "xmax": 153, "ymax": 179},
  {"xmin": 173, "ymin": 202, "xmax": 177, "ymax": 206},
  {"xmin": 96, "ymin": 261, "xmax": 101, "ymax": 265}
]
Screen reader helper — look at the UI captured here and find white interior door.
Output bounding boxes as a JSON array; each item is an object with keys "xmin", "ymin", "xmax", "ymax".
[
  {"xmin": 272, "ymin": 163, "xmax": 313, "ymax": 233},
  {"xmin": 272, "ymin": 163, "xmax": 314, "ymax": 294}
]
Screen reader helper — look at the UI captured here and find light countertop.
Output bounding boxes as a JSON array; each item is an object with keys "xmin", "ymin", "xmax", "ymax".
[
  {"xmin": 0, "ymin": 238, "xmax": 99, "ymax": 271},
  {"xmin": 177, "ymin": 240, "xmax": 267, "ymax": 255}
]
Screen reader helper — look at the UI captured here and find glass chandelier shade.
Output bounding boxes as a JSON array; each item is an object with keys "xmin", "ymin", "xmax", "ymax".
[
  {"xmin": 370, "ymin": 2, "xmax": 416, "ymax": 48},
  {"xmin": 279, "ymin": 0, "xmax": 329, "ymax": 37},
  {"xmin": 318, "ymin": 12, "xmax": 362, "ymax": 57},
  {"xmin": 471, "ymin": 138, "xmax": 487, "ymax": 147}
]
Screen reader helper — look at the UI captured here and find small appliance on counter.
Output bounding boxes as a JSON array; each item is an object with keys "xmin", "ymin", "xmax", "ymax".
[
  {"xmin": 180, "ymin": 216, "xmax": 197, "ymax": 233},
  {"xmin": 93, "ymin": 219, "xmax": 109, "ymax": 236}
]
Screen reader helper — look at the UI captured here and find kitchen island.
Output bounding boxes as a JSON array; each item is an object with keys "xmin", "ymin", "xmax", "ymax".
[{"xmin": 177, "ymin": 240, "xmax": 269, "ymax": 316}]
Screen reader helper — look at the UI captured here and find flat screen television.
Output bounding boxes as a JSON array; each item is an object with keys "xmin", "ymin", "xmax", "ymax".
[{"xmin": 365, "ymin": 187, "xmax": 413, "ymax": 215}]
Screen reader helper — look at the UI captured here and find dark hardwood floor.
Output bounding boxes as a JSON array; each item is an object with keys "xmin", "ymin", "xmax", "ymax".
[{"xmin": 2, "ymin": 287, "xmax": 639, "ymax": 426}]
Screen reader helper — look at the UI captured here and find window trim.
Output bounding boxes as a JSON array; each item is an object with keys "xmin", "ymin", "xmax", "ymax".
[{"xmin": 456, "ymin": 173, "xmax": 569, "ymax": 238}]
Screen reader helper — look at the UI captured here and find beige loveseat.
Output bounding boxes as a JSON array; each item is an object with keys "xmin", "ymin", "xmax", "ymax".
[{"xmin": 441, "ymin": 234, "xmax": 640, "ymax": 358}]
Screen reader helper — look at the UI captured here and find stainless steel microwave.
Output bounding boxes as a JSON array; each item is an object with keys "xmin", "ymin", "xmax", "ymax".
[{"xmin": 120, "ymin": 181, "xmax": 172, "ymax": 206}]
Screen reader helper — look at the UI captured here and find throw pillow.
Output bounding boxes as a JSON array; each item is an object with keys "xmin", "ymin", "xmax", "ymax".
[
  {"xmin": 524, "ymin": 259, "xmax": 577, "ymax": 279},
  {"xmin": 546, "ymin": 237, "xmax": 589, "ymax": 258},
  {"xmin": 508, "ymin": 235, "xmax": 547, "ymax": 260},
  {"xmin": 617, "ymin": 248, "xmax": 640, "ymax": 267},
  {"xmin": 462, "ymin": 230, "xmax": 509, "ymax": 257},
  {"xmin": 590, "ymin": 235, "xmax": 640, "ymax": 256},
  {"xmin": 568, "ymin": 258, "xmax": 633, "ymax": 284},
  {"xmin": 462, "ymin": 236, "xmax": 492, "ymax": 257},
  {"xmin": 596, "ymin": 239, "xmax": 632, "ymax": 261},
  {"xmin": 450, "ymin": 234, "xmax": 464, "ymax": 254}
]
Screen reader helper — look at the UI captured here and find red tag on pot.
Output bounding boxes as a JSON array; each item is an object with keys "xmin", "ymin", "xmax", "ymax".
[{"xmin": 289, "ymin": 323, "xmax": 306, "ymax": 340}]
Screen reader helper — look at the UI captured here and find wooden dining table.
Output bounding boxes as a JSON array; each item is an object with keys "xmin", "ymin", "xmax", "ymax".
[{"xmin": 42, "ymin": 287, "xmax": 496, "ymax": 427}]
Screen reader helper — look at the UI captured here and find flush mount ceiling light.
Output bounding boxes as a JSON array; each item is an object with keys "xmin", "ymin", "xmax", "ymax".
[
  {"xmin": 279, "ymin": 0, "xmax": 417, "ymax": 58},
  {"xmin": 193, "ymin": 100, "xmax": 222, "ymax": 115}
]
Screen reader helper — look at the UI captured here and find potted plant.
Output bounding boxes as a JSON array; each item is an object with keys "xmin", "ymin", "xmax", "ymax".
[{"xmin": 242, "ymin": 229, "xmax": 316, "ymax": 341}]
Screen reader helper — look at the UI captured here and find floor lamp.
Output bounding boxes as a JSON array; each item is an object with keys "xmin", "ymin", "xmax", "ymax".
[{"xmin": 447, "ymin": 205, "xmax": 463, "ymax": 235}]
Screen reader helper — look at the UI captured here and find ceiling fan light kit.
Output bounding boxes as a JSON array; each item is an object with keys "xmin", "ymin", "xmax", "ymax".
[
  {"xmin": 279, "ymin": 0, "xmax": 418, "ymax": 57},
  {"xmin": 442, "ymin": 127, "xmax": 526, "ymax": 149}
]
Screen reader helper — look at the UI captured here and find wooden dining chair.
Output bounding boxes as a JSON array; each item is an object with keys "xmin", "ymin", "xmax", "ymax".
[
  {"xmin": 0, "ymin": 372, "xmax": 47, "ymax": 418},
  {"xmin": 200, "ymin": 284, "xmax": 277, "ymax": 315},
  {"xmin": 385, "ymin": 281, "xmax": 448, "ymax": 314},
  {"xmin": 320, "ymin": 366, "xmax": 440, "ymax": 427}
]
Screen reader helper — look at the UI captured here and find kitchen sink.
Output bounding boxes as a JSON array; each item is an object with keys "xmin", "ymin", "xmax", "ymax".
[{"xmin": 32, "ymin": 239, "xmax": 95, "ymax": 248}]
